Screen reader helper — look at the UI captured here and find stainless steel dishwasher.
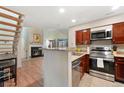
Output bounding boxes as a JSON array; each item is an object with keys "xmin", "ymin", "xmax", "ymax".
[{"xmin": 72, "ymin": 59, "xmax": 82, "ymax": 87}]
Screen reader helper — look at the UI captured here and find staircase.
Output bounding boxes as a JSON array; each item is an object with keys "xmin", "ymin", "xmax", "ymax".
[{"xmin": 0, "ymin": 6, "xmax": 24, "ymax": 55}]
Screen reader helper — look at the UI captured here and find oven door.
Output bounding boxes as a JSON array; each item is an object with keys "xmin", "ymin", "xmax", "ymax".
[
  {"xmin": 89, "ymin": 57, "xmax": 115, "ymax": 75},
  {"xmin": 91, "ymin": 30, "xmax": 106, "ymax": 40}
]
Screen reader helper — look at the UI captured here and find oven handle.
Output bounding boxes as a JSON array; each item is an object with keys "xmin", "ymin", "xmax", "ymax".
[{"xmin": 90, "ymin": 57, "xmax": 114, "ymax": 62}]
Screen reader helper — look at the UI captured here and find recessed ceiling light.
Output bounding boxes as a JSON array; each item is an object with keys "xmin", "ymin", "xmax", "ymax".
[
  {"xmin": 72, "ymin": 19, "xmax": 76, "ymax": 23},
  {"xmin": 112, "ymin": 6, "xmax": 120, "ymax": 11},
  {"xmin": 59, "ymin": 8, "xmax": 65, "ymax": 13}
]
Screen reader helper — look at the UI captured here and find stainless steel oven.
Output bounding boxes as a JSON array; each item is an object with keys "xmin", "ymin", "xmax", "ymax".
[
  {"xmin": 90, "ymin": 57, "xmax": 114, "ymax": 73},
  {"xmin": 89, "ymin": 46, "xmax": 115, "ymax": 81}
]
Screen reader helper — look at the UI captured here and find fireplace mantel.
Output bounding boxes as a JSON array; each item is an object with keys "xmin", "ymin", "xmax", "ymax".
[
  {"xmin": 30, "ymin": 44, "xmax": 43, "ymax": 47},
  {"xmin": 29, "ymin": 44, "xmax": 43, "ymax": 58}
]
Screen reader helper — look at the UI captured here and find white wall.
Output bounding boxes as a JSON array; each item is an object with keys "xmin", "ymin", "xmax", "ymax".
[
  {"xmin": 20, "ymin": 27, "xmax": 30, "ymax": 59},
  {"xmin": 28, "ymin": 28, "xmax": 43, "ymax": 45},
  {"xmin": 20, "ymin": 27, "xmax": 43, "ymax": 59},
  {"xmin": 68, "ymin": 14, "xmax": 124, "ymax": 47}
]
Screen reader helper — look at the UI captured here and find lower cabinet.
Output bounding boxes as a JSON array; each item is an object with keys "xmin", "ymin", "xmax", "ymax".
[
  {"xmin": 115, "ymin": 57, "xmax": 124, "ymax": 82},
  {"xmin": 80, "ymin": 57, "xmax": 85, "ymax": 78},
  {"xmin": 80, "ymin": 54, "xmax": 89, "ymax": 79}
]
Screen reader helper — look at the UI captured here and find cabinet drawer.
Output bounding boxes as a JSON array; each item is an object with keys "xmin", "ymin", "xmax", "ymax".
[{"xmin": 115, "ymin": 57, "xmax": 124, "ymax": 62}]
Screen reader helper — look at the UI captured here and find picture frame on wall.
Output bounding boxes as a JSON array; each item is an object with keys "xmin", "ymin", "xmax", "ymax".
[{"xmin": 33, "ymin": 33, "xmax": 41, "ymax": 43}]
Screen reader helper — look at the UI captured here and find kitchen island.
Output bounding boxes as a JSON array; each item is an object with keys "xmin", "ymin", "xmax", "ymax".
[{"xmin": 43, "ymin": 48, "xmax": 87, "ymax": 87}]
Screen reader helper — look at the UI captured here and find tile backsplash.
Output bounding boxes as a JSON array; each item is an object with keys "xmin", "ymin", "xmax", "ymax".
[
  {"xmin": 116, "ymin": 44, "xmax": 124, "ymax": 52},
  {"xmin": 76, "ymin": 45, "xmax": 90, "ymax": 53},
  {"xmin": 76, "ymin": 41, "xmax": 124, "ymax": 53},
  {"xmin": 91, "ymin": 40, "xmax": 112, "ymax": 46}
]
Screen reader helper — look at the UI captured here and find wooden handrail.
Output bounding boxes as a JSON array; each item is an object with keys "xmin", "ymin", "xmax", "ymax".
[
  {"xmin": 0, "ymin": 39, "xmax": 14, "ymax": 41},
  {"xmin": 0, "ymin": 21, "xmax": 21, "ymax": 28},
  {"xmin": 0, "ymin": 44, "xmax": 13, "ymax": 46},
  {"xmin": 0, "ymin": 34, "xmax": 15, "ymax": 37},
  {"xmin": 0, "ymin": 51, "xmax": 12, "ymax": 53},
  {"xmin": 0, "ymin": 13, "xmax": 23, "ymax": 22},
  {"xmin": 0, "ymin": 6, "xmax": 24, "ymax": 16},
  {"xmin": 0, "ymin": 48, "xmax": 12, "ymax": 49},
  {"xmin": 0, "ymin": 28, "xmax": 20, "ymax": 33}
]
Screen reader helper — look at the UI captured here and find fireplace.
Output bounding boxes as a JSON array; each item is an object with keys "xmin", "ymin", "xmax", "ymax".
[{"xmin": 31, "ymin": 47, "xmax": 43, "ymax": 58}]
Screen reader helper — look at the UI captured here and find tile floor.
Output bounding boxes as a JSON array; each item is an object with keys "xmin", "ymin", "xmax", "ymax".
[{"xmin": 79, "ymin": 73, "xmax": 124, "ymax": 87}]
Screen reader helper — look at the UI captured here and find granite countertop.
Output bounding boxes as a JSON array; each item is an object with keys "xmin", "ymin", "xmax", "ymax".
[
  {"xmin": 0, "ymin": 53, "xmax": 17, "ymax": 61},
  {"xmin": 113, "ymin": 52, "xmax": 124, "ymax": 58},
  {"xmin": 70, "ymin": 53, "xmax": 87, "ymax": 62},
  {"xmin": 43, "ymin": 48, "xmax": 69, "ymax": 51}
]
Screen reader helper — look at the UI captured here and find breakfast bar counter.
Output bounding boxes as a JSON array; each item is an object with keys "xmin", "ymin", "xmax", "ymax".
[{"xmin": 43, "ymin": 48, "xmax": 87, "ymax": 87}]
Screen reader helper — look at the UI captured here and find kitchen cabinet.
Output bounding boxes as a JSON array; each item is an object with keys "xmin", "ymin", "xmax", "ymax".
[
  {"xmin": 80, "ymin": 56, "xmax": 85, "ymax": 78},
  {"xmin": 85, "ymin": 55, "xmax": 89, "ymax": 73},
  {"xmin": 113, "ymin": 22, "xmax": 124, "ymax": 44},
  {"xmin": 80, "ymin": 54, "xmax": 89, "ymax": 78},
  {"xmin": 82, "ymin": 29, "xmax": 90, "ymax": 45},
  {"xmin": 82, "ymin": 54, "xmax": 89, "ymax": 73},
  {"xmin": 76, "ymin": 30, "xmax": 83, "ymax": 45},
  {"xmin": 115, "ymin": 57, "xmax": 124, "ymax": 83},
  {"xmin": 76, "ymin": 29, "xmax": 90, "ymax": 45}
]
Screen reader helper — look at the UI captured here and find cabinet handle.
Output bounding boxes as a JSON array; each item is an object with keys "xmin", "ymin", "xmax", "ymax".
[
  {"xmin": 86, "ymin": 41, "xmax": 87, "ymax": 44},
  {"xmin": 82, "ymin": 41, "xmax": 84, "ymax": 44},
  {"xmin": 116, "ymin": 58, "xmax": 124, "ymax": 62}
]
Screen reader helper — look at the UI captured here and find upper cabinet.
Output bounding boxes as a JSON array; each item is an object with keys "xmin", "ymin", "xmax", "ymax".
[
  {"xmin": 76, "ymin": 30, "xmax": 83, "ymax": 45},
  {"xmin": 82, "ymin": 29, "xmax": 90, "ymax": 45},
  {"xmin": 76, "ymin": 29, "xmax": 90, "ymax": 45},
  {"xmin": 113, "ymin": 22, "xmax": 124, "ymax": 44}
]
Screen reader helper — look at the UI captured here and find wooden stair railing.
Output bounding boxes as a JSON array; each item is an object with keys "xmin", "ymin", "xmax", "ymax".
[
  {"xmin": 0, "ymin": 34, "xmax": 16, "ymax": 37},
  {"xmin": 0, "ymin": 28, "xmax": 20, "ymax": 33},
  {"xmin": 0, "ymin": 12, "xmax": 23, "ymax": 22},
  {"xmin": 0, "ymin": 44, "xmax": 13, "ymax": 46},
  {"xmin": 0, "ymin": 6, "xmax": 24, "ymax": 54},
  {"xmin": 0, "ymin": 21, "xmax": 21, "ymax": 28},
  {"xmin": 0, "ymin": 39, "xmax": 14, "ymax": 42},
  {"xmin": 0, "ymin": 6, "xmax": 24, "ymax": 16}
]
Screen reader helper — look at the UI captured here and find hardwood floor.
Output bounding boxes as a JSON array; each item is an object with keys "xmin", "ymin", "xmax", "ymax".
[
  {"xmin": 4, "ymin": 57, "xmax": 43, "ymax": 87},
  {"xmin": 16, "ymin": 57, "xmax": 43, "ymax": 87},
  {"xmin": 4, "ymin": 57, "xmax": 124, "ymax": 87}
]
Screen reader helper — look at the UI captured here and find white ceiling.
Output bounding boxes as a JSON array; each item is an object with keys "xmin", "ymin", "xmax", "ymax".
[{"xmin": 7, "ymin": 6, "xmax": 124, "ymax": 30}]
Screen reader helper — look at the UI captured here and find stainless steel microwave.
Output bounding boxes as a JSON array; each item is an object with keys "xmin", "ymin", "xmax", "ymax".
[{"xmin": 91, "ymin": 26, "xmax": 112, "ymax": 40}]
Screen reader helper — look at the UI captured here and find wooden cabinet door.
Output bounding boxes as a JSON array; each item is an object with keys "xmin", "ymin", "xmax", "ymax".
[
  {"xmin": 80, "ymin": 57, "xmax": 85, "ymax": 79},
  {"xmin": 85, "ymin": 55, "xmax": 89, "ymax": 73},
  {"xmin": 83, "ymin": 29, "xmax": 90, "ymax": 45},
  {"xmin": 82, "ymin": 56, "xmax": 87, "ymax": 73},
  {"xmin": 80, "ymin": 55, "xmax": 90, "ymax": 79},
  {"xmin": 113, "ymin": 22, "xmax": 124, "ymax": 44},
  {"xmin": 76, "ymin": 31, "xmax": 83, "ymax": 45},
  {"xmin": 115, "ymin": 62, "xmax": 124, "ymax": 82},
  {"xmin": 83, "ymin": 54, "xmax": 90, "ymax": 73},
  {"xmin": 81, "ymin": 55, "xmax": 88, "ymax": 72}
]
